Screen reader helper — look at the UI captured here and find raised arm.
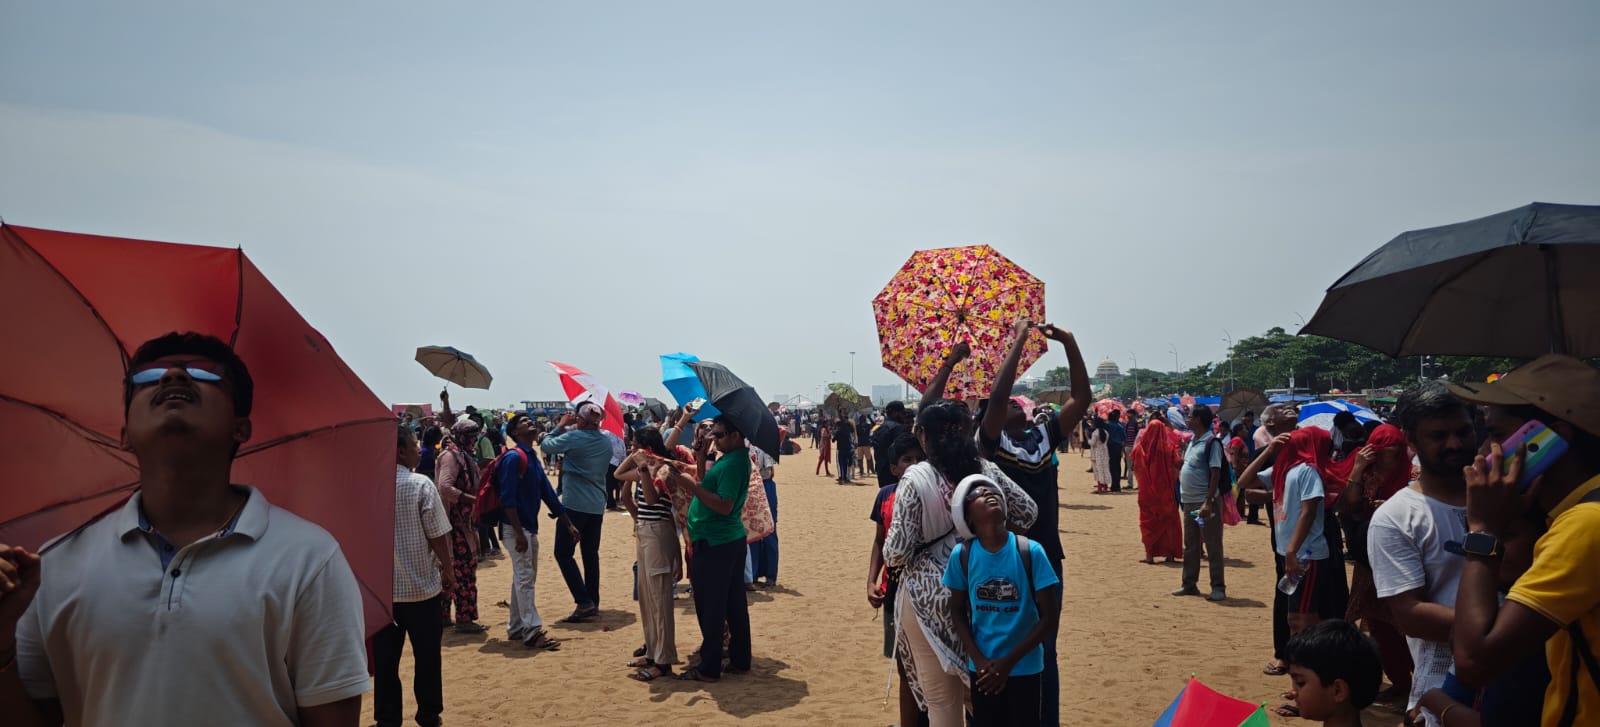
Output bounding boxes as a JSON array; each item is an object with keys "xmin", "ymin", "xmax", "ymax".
[
  {"xmin": 919, "ymin": 342, "xmax": 971, "ymax": 410},
  {"xmin": 981, "ymin": 320, "xmax": 1034, "ymax": 442},
  {"xmin": 1039, "ymin": 324, "xmax": 1091, "ymax": 439}
]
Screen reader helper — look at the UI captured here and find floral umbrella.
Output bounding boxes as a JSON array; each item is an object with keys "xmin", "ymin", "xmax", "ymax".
[{"xmin": 872, "ymin": 245, "xmax": 1047, "ymax": 401}]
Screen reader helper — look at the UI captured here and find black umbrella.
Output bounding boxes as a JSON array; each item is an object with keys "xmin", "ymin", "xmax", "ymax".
[
  {"xmin": 641, "ymin": 397, "xmax": 670, "ymax": 422},
  {"xmin": 685, "ymin": 360, "xmax": 782, "ymax": 461},
  {"xmin": 1301, "ymin": 202, "xmax": 1600, "ymax": 358}
]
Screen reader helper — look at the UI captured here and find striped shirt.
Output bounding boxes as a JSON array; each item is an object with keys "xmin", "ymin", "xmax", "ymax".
[{"xmin": 635, "ymin": 479, "xmax": 674, "ymax": 522}]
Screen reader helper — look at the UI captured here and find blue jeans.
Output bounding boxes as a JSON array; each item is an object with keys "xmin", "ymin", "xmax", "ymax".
[{"xmin": 747, "ymin": 478, "xmax": 779, "ymax": 583}]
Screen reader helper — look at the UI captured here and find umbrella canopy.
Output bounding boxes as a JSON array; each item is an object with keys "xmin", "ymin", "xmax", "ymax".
[
  {"xmin": 660, "ymin": 352, "xmax": 720, "ymax": 421},
  {"xmin": 414, "ymin": 345, "xmax": 492, "ymax": 389},
  {"xmin": 618, "ymin": 390, "xmax": 645, "ymax": 406},
  {"xmin": 1302, "ymin": 202, "xmax": 1600, "ymax": 357},
  {"xmin": 0, "ymin": 225, "xmax": 395, "ymax": 636},
  {"xmin": 546, "ymin": 361, "xmax": 626, "ymax": 438},
  {"xmin": 1297, "ymin": 399, "xmax": 1382, "ymax": 432},
  {"xmin": 1092, "ymin": 399, "xmax": 1126, "ymax": 417},
  {"xmin": 1218, "ymin": 389, "xmax": 1269, "ymax": 428},
  {"xmin": 640, "ymin": 397, "xmax": 670, "ymax": 422},
  {"xmin": 873, "ymin": 244, "xmax": 1048, "ymax": 400},
  {"xmin": 1152, "ymin": 677, "xmax": 1264, "ymax": 727},
  {"xmin": 821, "ymin": 392, "xmax": 868, "ymax": 415},
  {"xmin": 684, "ymin": 360, "xmax": 781, "ymax": 460},
  {"xmin": 1035, "ymin": 387, "xmax": 1072, "ymax": 406},
  {"xmin": 392, "ymin": 403, "xmax": 435, "ymax": 419},
  {"xmin": 827, "ymin": 382, "xmax": 869, "ymax": 403}
]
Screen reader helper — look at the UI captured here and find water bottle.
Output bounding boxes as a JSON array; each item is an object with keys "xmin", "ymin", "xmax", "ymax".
[
  {"xmin": 1277, "ymin": 549, "xmax": 1313, "ymax": 594},
  {"xmin": 1188, "ymin": 509, "xmax": 1206, "ymax": 527}
]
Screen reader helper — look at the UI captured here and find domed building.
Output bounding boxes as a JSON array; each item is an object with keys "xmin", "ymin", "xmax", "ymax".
[{"xmin": 1094, "ymin": 357, "xmax": 1122, "ymax": 383}]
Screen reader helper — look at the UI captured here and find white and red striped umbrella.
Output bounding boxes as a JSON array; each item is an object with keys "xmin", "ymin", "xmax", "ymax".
[{"xmin": 546, "ymin": 361, "xmax": 626, "ymax": 438}]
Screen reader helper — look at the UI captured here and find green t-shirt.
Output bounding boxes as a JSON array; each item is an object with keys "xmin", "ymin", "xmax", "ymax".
[{"xmin": 687, "ymin": 447, "xmax": 750, "ymax": 546}]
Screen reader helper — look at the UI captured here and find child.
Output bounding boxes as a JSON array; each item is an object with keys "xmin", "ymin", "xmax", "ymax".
[
  {"xmin": 944, "ymin": 475, "xmax": 1061, "ymax": 727},
  {"xmin": 867, "ymin": 433, "xmax": 927, "ymax": 727},
  {"xmin": 1283, "ymin": 620, "xmax": 1383, "ymax": 727}
]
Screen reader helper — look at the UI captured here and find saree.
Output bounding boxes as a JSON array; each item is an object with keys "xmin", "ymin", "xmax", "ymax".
[{"xmin": 1130, "ymin": 419, "xmax": 1183, "ymax": 560}]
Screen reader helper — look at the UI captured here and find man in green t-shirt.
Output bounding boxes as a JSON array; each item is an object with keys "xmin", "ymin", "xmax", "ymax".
[{"xmin": 656, "ymin": 416, "xmax": 752, "ymax": 683}]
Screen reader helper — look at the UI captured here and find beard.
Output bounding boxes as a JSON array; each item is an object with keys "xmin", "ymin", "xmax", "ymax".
[{"xmin": 1419, "ymin": 448, "xmax": 1476, "ymax": 477}]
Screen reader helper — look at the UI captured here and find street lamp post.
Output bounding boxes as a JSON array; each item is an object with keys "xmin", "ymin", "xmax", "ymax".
[
  {"xmin": 1221, "ymin": 329, "xmax": 1235, "ymax": 391},
  {"xmin": 850, "ymin": 351, "xmax": 856, "ymax": 388},
  {"xmin": 1129, "ymin": 351, "xmax": 1139, "ymax": 398},
  {"xmin": 1168, "ymin": 343, "xmax": 1179, "ymax": 375}
]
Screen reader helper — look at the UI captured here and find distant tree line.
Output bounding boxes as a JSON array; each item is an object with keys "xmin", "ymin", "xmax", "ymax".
[{"xmin": 1026, "ymin": 327, "xmax": 1525, "ymax": 398}]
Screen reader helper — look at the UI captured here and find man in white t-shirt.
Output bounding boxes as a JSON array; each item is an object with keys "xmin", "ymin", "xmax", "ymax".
[
  {"xmin": 1367, "ymin": 382, "xmax": 1479, "ymax": 727},
  {"xmin": 0, "ymin": 333, "xmax": 369, "ymax": 727}
]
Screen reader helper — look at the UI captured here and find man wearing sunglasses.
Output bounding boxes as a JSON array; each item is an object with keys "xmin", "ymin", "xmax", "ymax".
[
  {"xmin": 0, "ymin": 332, "xmax": 369, "ymax": 727},
  {"xmin": 652, "ymin": 416, "xmax": 754, "ymax": 683}
]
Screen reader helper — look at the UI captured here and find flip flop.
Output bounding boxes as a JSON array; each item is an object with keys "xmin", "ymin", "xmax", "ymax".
[
  {"xmin": 1273, "ymin": 704, "xmax": 1300, "ymax": 718},
  {"xmin": 523, "ymin": 629, "xmax": 562, "ymax": 651},
  {"xmin": 1263, "ymin": 662, "xmax": 1289, "ymax": 676},
  {"xmin": 633, "ymin": 645, "xmax": 648, "ymax": 658},
  {"xmin": 677, "ymin": 668, "xmax": 719, "ymax": 683},
  {"xmin": 629, "ymin": 665, "xmax": 669, "ymax": 682}
]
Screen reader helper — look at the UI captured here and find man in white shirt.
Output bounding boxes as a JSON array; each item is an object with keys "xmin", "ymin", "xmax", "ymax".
[
  {"xmin": 376, "ymin": 427, "xmax": 456, "ymax": 727},
  {"xmin": 0, "ymin": 332, "xmax": 369, "ymax": 727},
  {"xmin": 1367, "ymin": 382, "xmax": 1479, "ymax": 727}
]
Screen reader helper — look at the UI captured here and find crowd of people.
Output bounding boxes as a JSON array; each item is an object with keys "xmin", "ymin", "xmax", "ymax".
[{"xmin": 1, "ymin": 326, "xmax": 1598, "ymax": 727}]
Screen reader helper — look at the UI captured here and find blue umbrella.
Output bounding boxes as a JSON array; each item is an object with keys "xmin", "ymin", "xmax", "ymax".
[
  {"xmin": 660, "ymin": 352, "xmax": 720, "ymax": 421},
  {"xmin": 1297, "ymin": 399, "xmax": 1381, "ymax": 431}
]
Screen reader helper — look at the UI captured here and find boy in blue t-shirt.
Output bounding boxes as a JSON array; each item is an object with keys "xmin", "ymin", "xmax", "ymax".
[{"xmin": 944, "ymin": 476, "xmax": 1061, "ymax": 726}]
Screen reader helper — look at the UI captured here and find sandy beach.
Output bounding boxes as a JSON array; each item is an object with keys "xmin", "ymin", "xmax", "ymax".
[{"xmin": 363, "ymin": 443, "xmax": 1408, "ymax": 726}]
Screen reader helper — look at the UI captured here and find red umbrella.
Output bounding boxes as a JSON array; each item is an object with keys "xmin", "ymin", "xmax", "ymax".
[
  {"xmin": 1093, "ymin": 399, "xmax": 1127, "ymax": 417},
  {"xmin": 0, "ymin": 225, "xmax": 396, "ymax": 636},
  {"xmin": 546, "ymin": 361, "xmax": 626, "ymax": 438}
]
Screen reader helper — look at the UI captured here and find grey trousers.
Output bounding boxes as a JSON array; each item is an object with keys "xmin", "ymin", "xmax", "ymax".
[{"xmin": 1181, "ymin": 501, "xmax": 1225, "ymax": 590}]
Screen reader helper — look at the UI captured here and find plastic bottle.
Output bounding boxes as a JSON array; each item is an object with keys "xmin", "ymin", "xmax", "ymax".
[
  {"xmin": 1277, "ymin": 548, "xmax": 1314, "ymax": 594},
  {"xmin": 1188, "ymin": 509, "xmax": 1205, "ymax": 527}
]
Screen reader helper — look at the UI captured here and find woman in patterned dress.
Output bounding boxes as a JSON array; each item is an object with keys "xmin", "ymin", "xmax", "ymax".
[
  {"xmin": 434, "ymin": 420, "xmax": 486, "ymax": 633},
  {"xmin": 883, "ymin": 400, "xmax": 1038, "ymax": 727}
]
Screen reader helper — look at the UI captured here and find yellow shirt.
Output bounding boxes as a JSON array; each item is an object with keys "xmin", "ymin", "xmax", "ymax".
[{"xmin": 1506, "ymin": 474, "xmax": 1600, "ymax": 726}]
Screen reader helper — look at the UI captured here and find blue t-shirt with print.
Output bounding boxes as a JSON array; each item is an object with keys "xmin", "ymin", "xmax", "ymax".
[{"xmin": 942, "ymin": 533, "xmax": 1061, "ymax": 676}]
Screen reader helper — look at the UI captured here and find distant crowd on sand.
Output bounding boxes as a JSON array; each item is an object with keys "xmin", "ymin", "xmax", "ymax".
[{"xmin": 2, "ymin": 329, "xmax": 1598, "ymax": 727}]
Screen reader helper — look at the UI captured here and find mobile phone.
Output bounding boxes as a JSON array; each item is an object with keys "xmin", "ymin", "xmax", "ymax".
[{"xmin": 1502, "ymin": 420, "xmax": 1568, "ymax": 491}]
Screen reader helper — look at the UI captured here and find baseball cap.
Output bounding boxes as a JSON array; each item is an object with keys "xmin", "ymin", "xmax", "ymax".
[{"xmin": 1448, "ymin": 355, "xmax": 1600, "ymax": 438}]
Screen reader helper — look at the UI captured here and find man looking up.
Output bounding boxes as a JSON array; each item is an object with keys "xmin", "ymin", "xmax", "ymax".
[
  {"xmin": 1, "ymin": 332, "xmax": 369, "ymax": 727},
  {"xmin": 540, "ymin": 401, "xmax": 615, "ymax": 622}
]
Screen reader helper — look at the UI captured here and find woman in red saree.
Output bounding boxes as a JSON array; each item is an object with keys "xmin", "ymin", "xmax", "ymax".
[{"xmin": 1131, "ymin": 416, "xmax": 1183, "ymax": 563}]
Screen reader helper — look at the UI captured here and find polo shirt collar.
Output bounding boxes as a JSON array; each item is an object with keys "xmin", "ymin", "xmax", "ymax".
[
  {"xmin": 1547, "ymin": 473, "xmax": 1600, "ymax": 524},
  {"xmin": 117, "ymin": 485, "xmax": 267, "ymax": 541}
]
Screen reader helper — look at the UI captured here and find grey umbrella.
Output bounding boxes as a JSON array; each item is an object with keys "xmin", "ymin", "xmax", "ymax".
[
  {"xmin": 685, "ymin": 360, "xmax": 782, "ymax": 460},
  {"xmin": 415, "ymin": 345, "xmax": 493, "ymax": 389},
  {"xmin": 1301, "ymin": 202, "xmax": 1600, "ymax": 358}
]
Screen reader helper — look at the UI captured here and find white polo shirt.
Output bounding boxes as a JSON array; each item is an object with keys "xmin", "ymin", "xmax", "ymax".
[{"xmin": 15, "ymin": 486, "xmax": 371, "ymax": 726}]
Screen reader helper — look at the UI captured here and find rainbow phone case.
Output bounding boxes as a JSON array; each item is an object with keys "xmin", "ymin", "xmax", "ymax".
[{"xmin": 1503, "ymin": 420, "xmax": 1569, "ymax": 491}]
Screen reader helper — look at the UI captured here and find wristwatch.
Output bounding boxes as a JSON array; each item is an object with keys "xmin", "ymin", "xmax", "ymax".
[{"xmin": 1461, "ymin": 531, "xmax": 1502, "ymax": 558}]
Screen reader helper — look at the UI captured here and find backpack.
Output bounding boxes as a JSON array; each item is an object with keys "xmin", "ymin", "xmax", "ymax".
[
  {"xmin": 1206, "ymin": 434, "xmax": 1234, "ymax": 495},
  {"xmin": 1557, "ymin": 488, "xmax": 1600, "ymax": 727},
  {"xmin": 958, "ymin": 534, "xmax": 1040, "ymax": 624},
  {"xmin": 472, "ymin": 448, "xmax": 529, "ymax": 523}
]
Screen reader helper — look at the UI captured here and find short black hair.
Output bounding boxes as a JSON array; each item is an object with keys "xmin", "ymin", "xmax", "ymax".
[
  {"xmin": 712, "ymin": 415, "xmax": 742, "ymax": 437},
  {"xmin": 125, "ymin": 332, "xmax": 254, "ymax": 417},
  {"xmin": 421, "ymin": 426, "xmax": 443, "ymax": 449},
  {"xmin": 1283, "ymin": 620, "xmax": 1382, "ymax": 710},
  {"xmin": 889, "ymin": 431, "xmax": 922, "ymax": 463},
  {"xmin": 507, "ymin": 413, "xmax": 532, "ymax": 432},
  {"xmin": 1190, "ymin": 405, "xmax": 1215, "ymax": 429},
  {"xmin": 397, "ymin": 423, "xmax": 416, "ymax": 448},
  {"xmin": 1108, "ymin": 409, "xmax": 1121, "ymax": 422},
  {"xmin": 1396, "ymin": 381, "xmax": 1470, "ymax": 435}
]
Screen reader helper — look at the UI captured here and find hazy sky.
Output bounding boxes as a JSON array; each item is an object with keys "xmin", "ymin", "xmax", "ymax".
[{"xmin": 4, "ymin": 1, "xmax": 1596, "ymax": 409}]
